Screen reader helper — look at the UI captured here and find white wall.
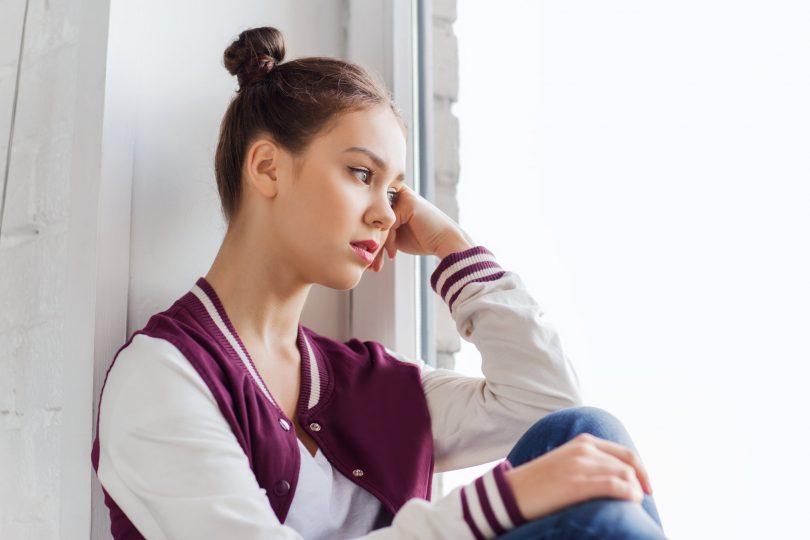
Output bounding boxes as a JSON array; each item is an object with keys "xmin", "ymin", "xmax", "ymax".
[
  {"xmin": 120, "ymin": 0, "xmax": 349, "ymax": 337},
  {"xmin": 452, "ymin": 1, "xmax": 810, "ymax": 539},
  {"xmin": 0, "ymin": 0, "xmax": 87, "ymax": 536}
]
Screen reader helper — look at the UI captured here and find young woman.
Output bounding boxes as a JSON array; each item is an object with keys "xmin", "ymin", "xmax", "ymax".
[{"xmin": 91, "ymin": 27, "xmax": 667, "ymax": 540}]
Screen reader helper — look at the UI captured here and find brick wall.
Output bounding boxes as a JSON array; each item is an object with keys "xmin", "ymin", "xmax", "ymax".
[
  {"xmin": 0, "ymin": 0, "xmax": 82, "ymax": 537},
  {"xmin": 431, "ymin": 0, "xmax": 462, "ymax": 370}
]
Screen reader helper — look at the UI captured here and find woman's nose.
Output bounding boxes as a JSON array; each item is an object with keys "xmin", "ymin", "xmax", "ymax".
[{"xmin": 368, "ymin": 192, "xmax": 396, "ymax": 229}]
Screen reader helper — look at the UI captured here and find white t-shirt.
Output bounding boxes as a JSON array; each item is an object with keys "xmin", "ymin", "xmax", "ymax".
[{"xmin": 286, "ymin": 437, "xmax": 382, "ymax": 538}]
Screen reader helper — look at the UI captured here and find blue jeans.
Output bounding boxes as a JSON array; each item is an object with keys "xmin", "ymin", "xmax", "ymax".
[{"xmin": 498, "ymin": 407, "xmax": 667, "ymax": 540}]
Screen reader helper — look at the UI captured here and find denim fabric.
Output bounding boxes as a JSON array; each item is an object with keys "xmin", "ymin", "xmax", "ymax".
[{"xmin": 498, "ymin": 407, "xmax": 667, "ymax": 540}]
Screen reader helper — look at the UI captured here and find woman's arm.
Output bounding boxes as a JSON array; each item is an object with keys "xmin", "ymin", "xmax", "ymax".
[{"xmin": 384, "ymin": 245, "xmax": 584, "ymax": 473}]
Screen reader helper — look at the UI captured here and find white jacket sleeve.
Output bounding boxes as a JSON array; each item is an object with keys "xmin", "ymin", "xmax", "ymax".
[
  {"xmin": 384, "ymin": 245, "xmax": 584, "ymax": 472},
  {"xmin": 96, "ymin": 334, "xmax": 528, "ymax": 540}
]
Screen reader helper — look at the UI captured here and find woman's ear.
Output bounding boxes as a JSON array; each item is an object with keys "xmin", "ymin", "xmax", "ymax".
[{"xmin": 244, "ymin": 136, "xmax": 283, "ymax": 199}]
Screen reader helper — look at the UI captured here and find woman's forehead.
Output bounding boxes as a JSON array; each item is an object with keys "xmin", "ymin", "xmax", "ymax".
[{"xmin": 318, "ymin": 107, "xmax": 407, "ymax": 167}]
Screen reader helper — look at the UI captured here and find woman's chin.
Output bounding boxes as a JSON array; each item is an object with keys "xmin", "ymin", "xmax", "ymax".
[{"xmin": 319, "ymin": 267, "xmax": 366, "ymax": 291}]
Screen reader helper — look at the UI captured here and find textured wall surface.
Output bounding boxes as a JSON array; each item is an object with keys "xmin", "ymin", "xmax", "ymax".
[
  {"xmin": 0, "ymin": 0, "xmax": 82, "ymax": 537},
  {"xmin": 431, "ymin": 0, "xmax": 462, "ymax": 371}
]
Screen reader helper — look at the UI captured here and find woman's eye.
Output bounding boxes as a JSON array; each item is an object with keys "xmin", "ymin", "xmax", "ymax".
[
  {"xmin": 351, "ymin": 167, "xmax": 397, "ymax": 206},
  {"xmin": 350, "ymin": 167, "xmax": 371, "ymax": 184}
]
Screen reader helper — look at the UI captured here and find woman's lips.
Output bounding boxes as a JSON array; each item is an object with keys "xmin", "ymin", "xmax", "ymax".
[
  {"xmin": 350, "ymin": 243, "xmax": 375, "ymax": 264},
  {"xmin": 351, "ymin": 239, "xmax": 380, "ymax": 252}
]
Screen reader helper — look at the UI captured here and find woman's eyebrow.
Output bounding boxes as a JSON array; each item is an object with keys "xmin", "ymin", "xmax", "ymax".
[{"xmin": 344, "ymin": 146, "xmax": 405, "ymax": 183}]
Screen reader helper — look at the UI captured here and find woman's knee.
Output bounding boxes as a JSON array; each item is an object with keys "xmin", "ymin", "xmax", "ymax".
[
  {"xmin": 546, "ymin": 405, "xmax": 624, "ymax": 432},
  {"xmin": 531, "ymin": 406, "xmax": 634, "ymax": 449}
]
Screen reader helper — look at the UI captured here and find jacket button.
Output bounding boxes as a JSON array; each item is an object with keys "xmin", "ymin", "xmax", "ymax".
[
  {"xmin": 272, "ymin": 480, "xmax": 291, "ymax": 496},
  {"xmin": 309, "ymin": 422, "xmax": 321, "ymax": 432},
  {"xmin": 352, "ymin": 469, "xmax": 364, "ymax": 477},
  {"xmin": 278, "ymin": 418, "xmax": 290, "ymax": 431}
]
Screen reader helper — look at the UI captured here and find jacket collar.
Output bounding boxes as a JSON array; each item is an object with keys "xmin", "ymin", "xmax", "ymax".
[{"xmin": 185, "ymin": 277, "xmax": 327, "ymax": 416}]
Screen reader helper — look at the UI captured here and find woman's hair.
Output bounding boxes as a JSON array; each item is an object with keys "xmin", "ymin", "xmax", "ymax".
[{"xmin": 215, "ymin": 26, "xmax": 403, "ymax": 222}]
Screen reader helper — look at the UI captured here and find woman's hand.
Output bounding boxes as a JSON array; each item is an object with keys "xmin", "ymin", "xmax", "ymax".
[
  {"xmin": 369, "ymin": 184, "xmax": 473, "ymax": 272},
  {"xmin": 504, "ymin": 433, "xmax": 654, "ymax": 521}
]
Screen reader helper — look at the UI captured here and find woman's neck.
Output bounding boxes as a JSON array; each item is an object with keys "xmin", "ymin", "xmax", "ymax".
[{"xmin": 204, "ymin": 226, "xmax": 312, "ymax": 360}]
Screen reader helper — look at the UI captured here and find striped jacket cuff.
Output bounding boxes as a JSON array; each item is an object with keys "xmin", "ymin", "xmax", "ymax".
[
  {"xmin": 459, "ymin": 460, "xmax": 528, "ymax": 539},
  {"xmin": 430, "ymin": 246, "xmax": 506, "ymax": 312}
]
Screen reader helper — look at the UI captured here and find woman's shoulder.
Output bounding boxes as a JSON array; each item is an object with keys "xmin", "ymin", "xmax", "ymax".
[
  {"xmin": 110, "ymin": 332, "xmax": 192, "ymax": 374},
  {"xmin": 102, "ymin": 333, "xmax": 211, "ymax": 403}
]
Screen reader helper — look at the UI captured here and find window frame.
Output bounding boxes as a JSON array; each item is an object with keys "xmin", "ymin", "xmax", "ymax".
[{"xmin": 347, "ymin": 0, "xmax": 435, "ymax": 368}]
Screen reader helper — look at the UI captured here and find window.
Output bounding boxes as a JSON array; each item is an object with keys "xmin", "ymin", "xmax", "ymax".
[{"xmin": 448, "ymin": 2, "xmax": 810, "ymax": 538}]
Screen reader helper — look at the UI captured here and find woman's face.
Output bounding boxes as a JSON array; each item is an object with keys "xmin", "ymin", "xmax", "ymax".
[{"xmin": 270, "ymin": 104, "xmax": 407, "ymax": 290}]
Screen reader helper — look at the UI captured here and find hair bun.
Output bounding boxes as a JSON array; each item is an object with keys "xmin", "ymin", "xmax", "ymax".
[{"xmin": 224, "ymin": 27, "xmax": 286, "ymax": 91}]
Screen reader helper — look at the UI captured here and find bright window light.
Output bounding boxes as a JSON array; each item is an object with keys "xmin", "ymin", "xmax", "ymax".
[{"xmin": 443, "ymin": 2, "xmax": 810, "ymax": 539}]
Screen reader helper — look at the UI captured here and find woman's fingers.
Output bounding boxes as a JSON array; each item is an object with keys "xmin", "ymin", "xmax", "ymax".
[
  {"xmin": 370, "ymin": 227, "xmax": 398, "ymax": 271},
  {"xmin": 579, "ymin": 453, "xmax": 644, "ymax": 498},
  {"xmin": 370, "ymin": 245, "xmax": 384, "ymax": 272},
  {"xmin": 386, "ymin": 228, "xmax": 397, "ymax": 259},
  {"xmin": 576, "ymin": 433, "xmax": 653, "ymax": 494},
  {"xmin": 588, "ymin": 474, "xmax": 645, "ymax": 502}
]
